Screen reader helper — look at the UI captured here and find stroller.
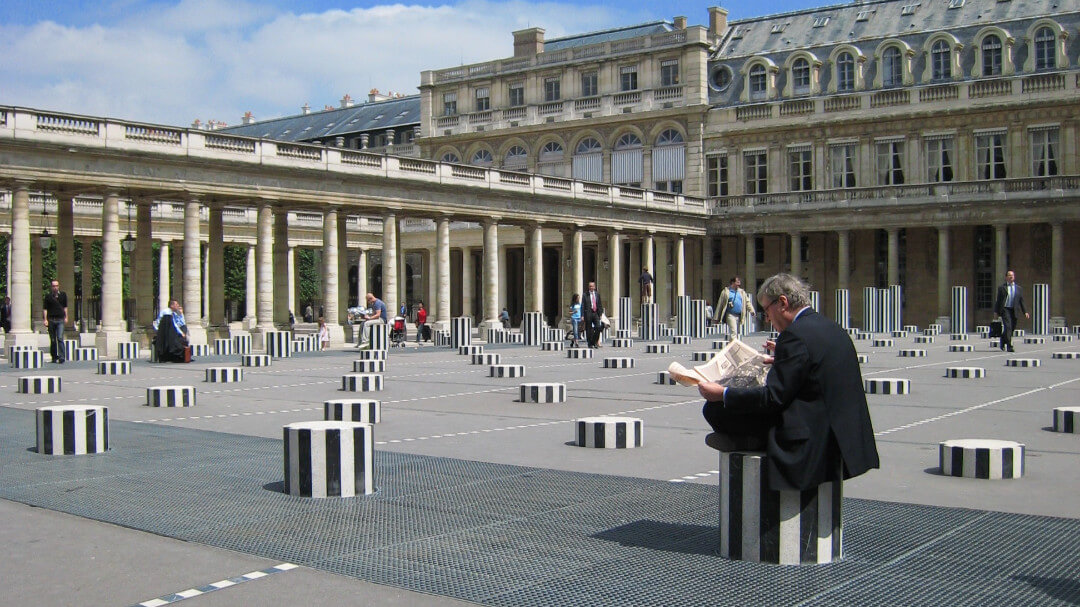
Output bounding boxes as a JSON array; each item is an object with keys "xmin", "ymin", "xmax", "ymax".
[{"xmin": 389, "ymin": 316, "xmax": 408, "ymax": 348}]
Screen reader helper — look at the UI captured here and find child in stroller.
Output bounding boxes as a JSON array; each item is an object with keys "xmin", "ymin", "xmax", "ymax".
[{"xmin": 389, "ymin": 316, "xmax": 408, "ymax": 348}]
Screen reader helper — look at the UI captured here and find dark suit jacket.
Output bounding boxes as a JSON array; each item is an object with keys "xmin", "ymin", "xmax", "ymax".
[
  {"xmin": 723, "ymin": 309, "xmax": 880, "ymax": 491},
  {"xmin": 994, "ymin": 283, "xmax": 1027, "ymax": 316},
  {"xmin": 582, "ymin": 290, "xmax": 604, "ymax": 322}
]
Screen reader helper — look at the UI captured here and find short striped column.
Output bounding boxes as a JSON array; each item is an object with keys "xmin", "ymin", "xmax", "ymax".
[
  {"xmin": 862, "ymin": 287, "xmax": 879, "ymax": 334},
  {"xmin": 433, "ymin": 329, "xmax": 451, "ymax": 347},
  {"xmin": 472, "ymin": 353, "xmax": 501, "ymax": 365},
  {"xmin": 541, "ymin": 341, "xmax": 564, "ymax": 352},
  {"xmin": 690, "ymin": 299, "xmax": 708, "ymax": 339},
  {"xmin": 353, "ymin": 359, "xmax": 386, "ymax": 373},
  {"xmin": 834, "ymin": 289, "xmax": 850, "ymax": 329},
  {"xmin": 10, "ymin": 348, "xmax": 42, "ymax": 369},
  {"xmin": 639, "ymin": 303, "xmax": 659, "ymax": 341},
  {"xmin": 940, "ymin": 439, "xmax": 1023, "ymax": 479},
  {"xmin": 117, "ymin": 342, "xmax": 139, "ymax": 360},
  {"xmin": 574, "ymin": 417, "xmax": 643, "ymax": 449},
  {"xmin": 914, "ymin": 335, "xmax": 935, "ymax": 344},
  {"xmin": 342, "ymin": 374, "xmax": 382, "ymax": 392},
  {"xmin": 656, "ymin": 371, "xmax": 677, "ymax": 385},
  {"xmin": 357, "ymin": 349, "xmax": 387, "ymax": 361},
  {"xmin": 1052, "ymin": 352, "xmax": 1080, "ymax": 360},
  {"xmin": 519, "ymin": 382, "xmax": 566, "ymax": 403},
  {"xmin": 891, "ymin": 330, "xmax": 908, "ymax": 338},
  {"xmin": 490, "ymin": 364, "xmax": 525, "ymax": 378},
  {"xmin": 206, "ymin": 367, "xmax": 243, "ymax": 383},
  {"xmin": 522, "ymin": 311, "xmax": 544, "ymax": 347},
  {"xmin": 1053, "ymin": 334, "xmax": 1074, "ymax": 343},
  {"xmin": 369, "ymin": 323, "xmax": 389, "ymax": 351},
  {"xmin": 719, "ymin": 451, "xmax": 842, "ymax": 564},
  {"xmin": 543, "ymin": 327, "xmax": 565, "ymax": 343},
  {"xmin": 888, "ymin": 285, "xmax": 902, "ymax": 332},
  {"xmin": 98, "ymin": 360, "xmax": 131, "ymax": 375},
  {"xmin": 63, "ymin": 339, "xmax": 79, "ymax": 361},
  {"xmin": 857, "ymin": 354, "xmax": 869, "ymax": 364},
  {"xmin": 951, "ymin": 286, "xmax": 968, "ymax": 335},
  {"xmin": 19, "ymin": 375, "xmax": 61, "ymax": 394},
  {"xmin": 1032, "ymin": 283, "xmax": 1049, "ymax": 335},
  {"xmin": 945, "ymin": 367, "xmax": 985, "ymax": 379},
  {"xmin": 854, "ymin": 331, "xmax": 872, "ymax": 341},
  {"xmin": 233, "ymin": 333, "xmax": 253, "ymax": 354},
  {"xmin": 925, "ymin": 325, "xmax": 942, "ymax": 335},
  {"xmin": 450, "ymin": 316, "xmax": 473, "ymax": 349},
  {"xmin": 672, "ymin": 335, "xmax": 691, "ymax": 345},
  {"xmin": 692, "ymin": 351, "xmax": 712, "ymax": 362},
  {"xmin": 618, "ymin": 297, "xmax": 633, "ymax": 333},
  {"xmin": 675, "ymin": 295, "xmax": 691, "ymax": 338},
  {"xmin": 611, "ymin": 338, "xmax": 634, "ymax": 348},
  {"xmin": 147, "ymin": 386, "xmax": 196, "ymax": 407},
  {"xmin": 1023, "ymin": 336, "xmax": 1045, "ymax": 345},
  {"xmin": 878, "ymin": 288, "xmax": 892, "ymax": 336},
  {"xmin": 659, "ymin": 326, "xmax": 675, "ymax": 338},
  {"xmin": 458, "ymin": 345, "xmax": 484, "ymax": 356},
  {"xmin": 976, "ymin": 325, "xmax": 990, "ymax": 338},
  {"xmin": 283, "ymin": 421, "xmax": 374, "ymax": 497},
  {"xmin": 615, "ymin": 329, "xmax": 632, "ymax": 340},
  {"xmin": 712, "ymin": 339, "xmax": 730, "ymax": 350},
  {"xmin": 950, "ymin": 333, "xmax": 969, "ymax": 341},
  {"xmin": 324, "ymin": 399, "xmax": 381, "ymax": 424},
  {"xmin": 603, "ymin": 357, "xmax": 635, "ymax": 369},
  {"xmin": 1005, "ymin": 358, "xmax": 1040, "ymax": 368},
  {"xmin": 898, "ymin": 349, "xmax": 926, "ymax": 357},
  {"xmin": 646, "ymin": 343, "xmax": 670, "ymax": 354},
  {"xmin": 1055, "ymin": 326, "xmax": 1070, "ymax": 335},
  {"xmin": 809, "ymin": 290, "xmax": 820, "ymax": 313},
  {"xmin": 566, "ymin": 348, "xmax": 593, "ymax": 359},
  {"xmin": 864, "ymin": 378, "xmax": 910, "ymax": 395},
  {"xmin": 949, "ymin": 344, "xmax": 974, "ymax": 352},
  {"xmin": 290, "ymin": 338, "xmax": 308, "ymax": 354},
  {"xmin": 73, "ymin": 347, "xmax": 99, "ymax": 362},
  {"xmin": 872, "ymin": 339, "xmax": 894, "ymax": 347},
  {"xmin": 506, "ymin": 331, "xmax": 524, "ymax": 344},
  {"xmin": 241, "ymin": 354, "xmax": 272, "ymax": 367},
  {"xmin": 485, "ymin": 328, "xmax": 507, "ymax": 344},
  {"xmin": 36, "ymin": 405, "xmax": 109, "ymax": 455},
  {"xmin": 903, "ymin": 324, "xmax": 919, "ymax": 333},
  {"xmin": 1052, "ymin": 407, "xmax": 1080, "ymax": 433},
  {"xmin": 214, "ymin": 338, "xmax": 234, "ymax": 356},
  {"xmin": 266, "ymin": 330, "xmax": 293, "ymax": 358}
]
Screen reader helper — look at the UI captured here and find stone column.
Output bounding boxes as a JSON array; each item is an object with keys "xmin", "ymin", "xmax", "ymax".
[
  {"xmin": 1051, "ymin": 221, "xmax": 1064, "ymax": 320},
  {"xmin": 207, "ymin": 203, "xmax": 225, "ymax": 333},
  {"xmin": 182, "ymin": 196, "xmax": 206, "ymax": 345},
  {"xmin": 202, "ymin": 243, "xmax": 210, "ymax": 321},
  {"xmin": 529, "ymin": 222, "xmax": 544, "ymax": 313},
  {"xmin": 790, "ymin": 231, "xmax": 803, "ymax": 278},
  {"xmin": 322, "ymin": 208, "xmax": 344, "ymax": 347},
  {"xmin": 609, "ymin": 231, "xmax": 622, "ymax": 320},
  {"xmin": 643, "ymin": 234, "xmax": 655, "ymax": 289},
  {"xmin": 674, "ymin": 235, "xmax": 686, "ymax": 297},
  {"xmin": 172, "ymin": 237, "xmax": 184, "ymax": 306},
  {"xmin": 480, "ymin": 218, "xmax": 501, "ymax": 331},
  {"xmin": 461, "ymin": 247, "xmax": 474, "ymax": 320},
  {"xmin": 244, "ymin": 244, "xmax": 256, "ymax": 327},
  {"xmin": 158, "ymin": 240, "xmax": 171, "ymax": 317},
  {"xmin": 629, "ymin": 237, "xmax": 642, "ymax": 300},
  {"xmin": 381, "ymin": 211, "xmax": 398, "ymax": 319},
  {"xmin": 356, "ymin": 248, "xmax": 368, "ymax": 305},
  {"xmin": 436, "ymin": 215, "xmax": 451, "ymax": 328},
  {"xmin": 7, "ymin": 183, "xmax": 33, "ymax": 346},
  {"xmin": 286, "ymin": 246, "xmax": 296, "ymax": 321},
  {"xmin": 596, "ymin": 230, "xmax": 610, "ymax": 305},
  {"xmin": 571, "ymin": 228, "xmax": 584, "ymax": 298},
  {"xmin": 57, "ymin": 196, "xmax": 75, "ymax": 331},
  {"xmin": 937, "ymin": 226, "xmax": 950, "ymax": 318},
  {"xmin": 702, "ymin": 235, "xmax": 714, "ymax": 302},
  {"xmin": 255, "ymin": 203, "xmax": 275, "ymax": 335},
  {"xmin": 560, "ymin": 229, "xmax": 573, "ymax": 318},
  {"xmin": 994, "ymin": 224, "xmax": 1008, "ymax": 284},
  {"xmin": 95, "ymin": 191, "xmax": 128, "ymax": 356},
  {"xmin": 656, "ymin": 236, "xmax": 671, "ymax": 319},
  {"xmin": 337, "ymin": 213, "xmax": 350, "ymax": 322},
  {"xmin": 886, "ymin": 227, "xmax": 899, "ymax": 286},
  {"xmin": 30, "ymin": 227, "xmax": 42, "ymax": 332},
  {"xmin": 134, "ymin": 198, "xmax": 154, "ymax": 333},
  {"xmin": 837, "ymin": 230, "xmax": 849, "ymax": 291},
  {"xmin": 273, "ymin": 210, "xmax": 290, "ymax": 327}
]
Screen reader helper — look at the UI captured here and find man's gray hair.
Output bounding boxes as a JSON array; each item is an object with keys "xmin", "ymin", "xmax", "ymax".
[{"xmin": 757, "ymin": 274, "xmax": 812, "ymax": 309}]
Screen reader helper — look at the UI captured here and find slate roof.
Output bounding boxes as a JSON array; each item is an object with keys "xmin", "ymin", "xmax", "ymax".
[
  {"xmin": 221, "ymin": 95, "xmax": 420, "ymax": 143},
  {"xmin": 544, "ymin": 21, "xmax": 675, "ymax": 52}
]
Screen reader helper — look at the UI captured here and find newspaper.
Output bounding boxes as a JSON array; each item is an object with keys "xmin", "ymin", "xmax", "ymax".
[{"xmin": 667, "ymin": 338, "xmax": 769, "ymax": 389}]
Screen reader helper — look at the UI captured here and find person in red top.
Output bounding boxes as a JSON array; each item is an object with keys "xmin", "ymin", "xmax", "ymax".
[{"xmin": 415, "ymin": 302, "xmax": 428, "ymax": 344}]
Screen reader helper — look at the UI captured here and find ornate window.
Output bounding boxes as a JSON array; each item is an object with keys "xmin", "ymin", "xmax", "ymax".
[
  {"xmin": 882, "ymin": 46, "xmax": 903, "ymax": 87},
  {"xmin": 619, "ymin": 66, "xmax": 638, "ymax": 92},
  {"xmin": 706, "ymin": 154, "xmax": 728, "ymax": 197},
  {"xmin": 876, "ymin": 139, "xmax": 905, "ymax": 185},
  {"xmin": 440, "ymin": 151, "xmax": 460, "ymax": 164},
  {"xmin": 581, "ymin": 72, "xmax": 598, "ymax": 97},
  {"xmin": 612, "ymin": 133, "xmax": 643, "ymax": 187},
  {"xmin": 1030, "ymin": 127, "xmax": 1059, "ymax": 177},
  {"xmin": 925, "ymin": 136, "xmax": 954, "ymax": 183},
  {"xmin": 660, "ymin": 59, "xmax": 680, "ymax": 87},
  {"xmin": 653, "ymin": 129, "xmax": 685, "ymax": 193},
  {"xmin": 471, "ymin": 149, "xmax": 493, "ymax": 168},
  {"xmin": 442, "ymin": 92, "xmax": 457, "ymax": 116},
  {"xmin": 749, "ymin": 64, "xmax": 768, "ymax": 100},
  {"xmin": 788, "ymin": 146, "xmax": 813, "ymax": 191},
  {"xmin": 930, "ymin": 40, "xmax": 951, "ymax": 81},
  {"xmin": 503, "ymin": 145, "xmax": 527, "ymax": 171},
  {"xmin": 1034, "ymin": 27, "xmax": 1056, "ymax": 70},
  {"xmin": 829, "ymin": 144, "xmax": 857, "ymax": 188},
  {"xmin": 538, "ymin": 141, "xmax": 565, "ymax": 177},
  {"xmin": 474, "ymin": 87, "xmax": 490, "ymax": 112},
  {"xmin": 791, "ymin": 58, "xmax": 811, "ymax": 95},
  {"xmin": 543, "ymin": 77, "xmax": 560, "ymax": 102},
  {"xmin": 836, "ymin": 52, "xmax": 855, "ymax": 92},
  {"xmin": 981, "ymin": 35, "xmax": 1003, "ymax": 77},
  {"xmin": 572, "ymin": 137, "xmax": 602, "ymax": 182},
  {"xmin": 508, "ymin": 82, "xmax": 525, "ymax": 107},
  {"xmin": 975, "ymin": 131, "xmax": 1007, "ymax": 180},
  {"xmin": 744, "ymin": 150, "xmax": 768, "ymax": 195}
]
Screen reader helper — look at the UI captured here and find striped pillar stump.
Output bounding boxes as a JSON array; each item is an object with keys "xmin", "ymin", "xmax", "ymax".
[
  {"xmin": 1054, "ymin": 326, "xmax": 1070, "ymax": 335},
  {"xmin": 888, "ymin": 285, "xmax": 902, "ymax": 333},
  {"xmin": 241, "ymin": 354, "xmax": 272, "ymax": 367},
  {"xmin": 189, "ymin": 344, "xmax": 211, "ymax": 358},
  {"xmin": 989, "ymin": 339, "xmax": 1001, "ymax": 349},
  {"xmin": 949, "ymin": 334, "xmax": 969, "ymax": 341},
  {"xmin": 618, "ymin": 297, "xmax": 633, "ymax": 333},
  {"xmin": 1024, "ymin": 336, "xmax": 1045, "ymax": 345},
  {"xmin": 566, "ymin": 348, "xmax": 593, "ymax": 359},
  {"xmin": 450, "ymin": 317, "xmax": 473, "ymax": 349},
  {"xmin": 946, "ymin": 367, "xmax": 985, "ymax": 379},
  {"xmin": 541, "ymin": 341, "xmax": 564, "ymax": 352},
  {"xmin": 864, "ymin": 378, "xmax": 910, "ymax": 395},
  {"xmin": 926, "ymin": 325, "xmax": 942, "ymax": 335},
  {"xmin": 656, "ymin": 371, "xmax": 677, "ymax": 385},
  {"xmin": 1052, "ymin": 407, "xmax": 1080, "ymax": 433},
  {"xmin": 615, "ymin": 329, "xmax": 632, "ymax": 340},
  {"xmin": 324, "ymin": 399, "xmax": 381, "ymax": 424},
  {"xmin": 675, "ymin": 295, "xmax": 691, "ymax": 338},
  {"xmin": 233, "ymin": 334, "xmax": 253, "ymax": 354},
  {"xmin": 73, "ymin": 347, "xmax": 99, "ymax": 362},
  {"xmin": 672, "ymin": 335, "xmax": 692, "ymax": 345},
  {"xmin": 519, "ymin": 383, "xmax": 566, "ymax": 403},
  {"xmin": 283, "ymin": 421, "xmax": 374, "ymax": 498},
  {"xmin": 603, "ymin": 357, "xmax": 635, "ymax": 369},
  {"xmin": 719, "ymin": 451, "xmax": 842, "ymax": 564},
  {"xmin": 862, "ymin": 287, "xmax": 879, "ymax": 334},
  {"xmin": 490, "ymin": 364, "xmax": 525, "ymax": 378},
  {"xmin": 878, "ymin": 288, "xmax": 893, "ymax": 336},
  {"xmin": 646, "ymin": 344, "xmax": 670, "ymax": 354},
  {"xmin": 659, "ymin": 327, "xmax": 675, "ymax": 338},
  {"xmin": 12, "ymin": 350, "xmax": 44, "ymax": 368},
  {"xmin": 1013, "ymin": 330, "xmax": 1027, "ymax": 337},
  {"xmin": 690, "ymin": 299, "xmax": 708, "ymax": 339},
  {"xmin": 506, "ymin": 332, "xmax": 525, "ymax": 345},
  {"xmin": 1052, "ymin": 352, "xmax": 1080, "ymax": 360},
  {"xmin": 291, "ymin": 338, "xmax": 310, "ymax": 354},
  {"xmin": 214, "ymin": 338, "xmax": 234, "ymax": 356},
  {"xmin": 353, "ymin": 360, "xmax": 386, "ymax": 373},
  {"xmin": 485, "ymin": 328, "xmax": 507, "ymax": 344},
  {"xmin": 712, "ymin": 339, "xmax": 731, "ymax": 350},
  {"xmin": 976, "ymin": 326, "xmax": 990, "ymax": 338},
  {"xmin": 36, "ymin": 405, "xmax": 109, "ymax": 455},
  {"xmin": 940, "ymin": 439, "xmax": 1024, "ymax": 480},
  {"xmin": 639, "ymin": 303, "xmax": 659, "ymax": 341},
  {"xmin": 856, "ymin": 354, "xmax": 869, "ymax": 364},
  {"xmin": 692, "ymin": 352, "xmax": 712, "ymax": 362},
  {"xmin": 1005, "ymin": 358, "xmax": 1040, "ymax": 368},
  {"xmin": 611, "ymin": 338, "xmax": 634, "ymax": 348},
  {"xmin": 891, "ymin": 330, "xmax": 908, "ymax": 338},
  {"xmin": 305, "ymin": 334, "xmax": 320, "ymax": 351},
  {"xmin": 266, "ymin": 330, "xmax": 293, "ymax": 358},
  {"xmin": 543, "ymin": 327, "xmax": 565, "ymax": 343},
  {"xmin": 846, "ymin": 328, "xmax": 860, "ymax": 338},
  {"xmin": 117, "ymin": 342, "xmax": 140, "ymax": 360},
  {"xmin": 1032, "ymin": 283, "xmax": 1049, "ymax": 336},
  {"xmin": 574, "ymin": 417, "xmax": 643, "ymax": 449},
  {"xmin": 872, "ymin": 339, "xmax": 894, "ymax": 347},
  {"xmin": 1053, "ymin": 334, "xmax": 1074, "ymax": 343},
  {"xmin": 205, "ymin": 367, "xmax": 243, "ymax": 383},
  {"xmin": 834, "ymin": 289, "xmax": 850, "ymax": 329},
  {"xmin": 147, "ymin": 386, "xmax": 196, "ymax": 407},
  {"xmin": 19, "ymin": 376, "xmax": 61, "ymax": 394},
  {"xmin": 903, "ymin": 324, "xmax": 919, "ymax": 333},
  {"xmin": 914, "ymin": 336, "xmax": 935, "ymax": 344},
  {"xmin": 342, "ymin": 374, "xmax": 383, "ymax": 392},
  {"xmin": 522, "ymin": 311, "xmax": 544, "ymax": 347},
  {"xmin": 63, "ymin": 339, "xmax": 79, "ymax": 361},
  {"xmin": 951, "ymin": 286, "xmax": 968, "ymax": 336},
  {"xmin": 472, "ymin": 353, "xmax": 501, "ymax": 365},
  {"xmin": 433, "ymin": 330, "xmax": 451, "ymax": 348},
  {"xmin": 809, "ymin": 290, "xmax": 820, "ymax": 313},
  {"xmin": 9, "ymin": 345, "xmax": 35, "ymax": 357},
  {"xmin": 98, "ymin": 360, "xmax": 131, "ymax": 375},
  {"xmin": 898, "ymin": 349, "xmax": 927, "ymax": 358},
  {"xmin": 458, "ymin": 345, "xmax": 484, "ymax": 356},
  {"xmin": 370, "ymin": 324, "xmax": 390, "ymax": 351},
  {"xmin": 358, "ymin": 349, "xmax": 387, "ymax": 361},
  {"xmin": 949, "ymin": 344, "xmax": 974, "ymax": 352},
  {"xmin": 854, "ymin": 332, "xmax": 872, "ymax": 341}
]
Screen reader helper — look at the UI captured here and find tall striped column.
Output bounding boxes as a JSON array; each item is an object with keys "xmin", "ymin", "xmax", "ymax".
[
  {"xmin": 877, "ymin": 288, "xmax": 892, "ymax": 336},
  {"xmin": 639, "ymin": 303, "xmax": 659, "ymax": 341},
  {"xmin": 835, "ymin": 289, "xmax": 850, "ymax": 329},
  {"xmin": 951, "ymin": 286, "xmax": 968, "ymax": 335},
  {"xmin": 809, "ymin": 291, "xmax": 820, "ymax": 313},
  {"xmin": 1032, "ymin": 284, "xmax": 1049, "ymax": 335},
  {"xmin": 690, "ymin": 299, "xmax": 707, "ymax": 339},
  {"xmin": 862, "ymin": 287, "xmax": 879, "ymax": 333},
  {"xmin": 450, "ymin": 316, "xmax": 473, "ymax": 348},
  {"xmin": 675, "ymin": 295, "xmax": 691, "ymax": 337},
  {"xmin": 889, "ymin": 285, "xmax": 902, "ymax": 332},
  {"xmin": 522, "ymin": 311, "xmax": 544, "ymax": 347},
  {"xmin": 618, "ymin": 297, "xmax": 633, "ymax": 333}
]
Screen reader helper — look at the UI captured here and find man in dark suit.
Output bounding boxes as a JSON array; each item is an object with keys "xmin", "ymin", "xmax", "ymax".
[
  {"xmin": 699, "ymin": 273, "xmax": 879, "ymax": 492},
  {"xmin": 994, "ymin": 270, "xmax": 1029, "ymax": 353},
  {"xmin": 582, "ymin": 281, "xmax": 604, "ymax": 348}
]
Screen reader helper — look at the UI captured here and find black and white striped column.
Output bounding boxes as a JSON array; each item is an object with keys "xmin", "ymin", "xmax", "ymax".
[
  {"xmin": 808, "ymin": 290, "xmax": 820, "ymax": 313},
  {"xmin": 1005, "ymin": 358, "xmax": 1040, "ymax": 368},
  {"xmin": 877, "ymin": 288, "xmax": 892, "ymax": 336},
  {"xmin": 656, "ymin": 371, "xmax": 677, "ymax": 385},
  {"xmin": 63, "ymin": 339, "xmax": 79, "ymax": 361},
  {"xmin": 618, "ymin": 297, "xmax": 633, "ymax": 333},
  {"xmin": 602, "ymin": 357, "xmax": 635, "ymax": 369},
  {"xmin": 646, "ymin": 343, "xmax": 670, "ymax": 354},
  {"xmin": 486, "ymin": 328, "xmax": 507, "ymax": 344},
  {"xmin": 574, "ymin": 417, "xmax": 643, "ymax": 448},
  {"xmin": 889, "ymin": 285, "xmax": 902, "ymax": 333},
  {"xmin": 342, "ymin": 374, "xmax": 382, "ymax": 392},
  {"xmin": 690, "ymin": 299, "xmax": 708, "ymax": 339},
  {"xmin": 324, "ymin": 399, "xmax": 381, "ymax": 424},
  {"xmin": 519, "ymin": 383, "xmax": 566, "ymax": 403},
  {"xmin": 675, "ymin": 295, "xmax": 691, "ymax": 338},
  {"xmin": 36, "ymin": 405, "xmax": 109, "ymax": 455},
  {"xmin": 719, "ymin": 451, "xmax": 842, "ymax": 564},
  {"xmin": 19, "ymin": 375, "xmax": 61, "ymax": 394},
  {"xmin": 266, "ymin": 330, "xmax": 292, "ymax": 358},
  {"xmin": 1052, "ymin": 407, "xmax": 1080, "ymax": 433},
  {"xmin": 951, "ymin": 286, "xmax": 968, "ymax": 336},
  {"xmin": 353, "ymin": 359, "xmax": 386, "ymax": 373},
  {"xmin": 147, "ymin": 386, "xmax": 196, "ymax": 407},
  {"xmin": 370, "ymin": 323, "xmax": 390, "ymax": 351},
  {"xmin": 214, "ymin": 338, "xmax": 234, "ymax": 356},
  {"xmin": 205, "ymin": 367, "xmax": 243, "ymax": 383},
  {"xmin": 472, "ymin": 353, "xmax": 501, "ymax": 365},
  {"xmin": 939, "ymin": 439, "xmax": 1023, "ymax": 479},
  {"xmin": 541, "ymin": 341, "xmax": 564, "ymax": 352},
  {"xmin": 862, "ymin": 287, "xmax": 879, "ymax": 334},
  {"xmin": 242, "ymin": 354, "xmax": 272, "ymax": 367},
  {"xmin": 283, "ymin": 421, "xmax": 374, "ymax": 497},
  {"xmin": 945, "ymin": 367, "xmax": 985, "ymax": 378},
  {"xmin": 233, "ymin": 333, "xmax": 253, "ymax": 354},
  {"xmin": 864, "ymin": 378, "xmax": 910, "ymax": 394},
  {"xmin": 98, "ymin": 360, "xmax": 131, "ymax": 375},
  {"xmin": 117, "ymin": 342, "xmax": 139, "ymax": 360},
  {"xmin": 1032, "ymin": 283, "xmax": 1049, "ymax": 335},
  {"xmin": 450, "ymin": 317, "xmax": 472, "ymax": 349},
  {"xmin": 639, "ymin": 303, "xmax": 659, "ymax": 341},
  {"xmin": 834, "ymin": 289, "xmax": 850, "ymax": 329},
  {"xmin": 73, "ymin": 347, "xmax": 99, "ymax": 361},
  {"xmin": 522, "ymin": 311, "xmax": 544, "ymax": 347},
  {"xmin": 10, "ymin": 348, "xmax": 43, "ymax": 369},
  {"xmin": 566, "ymin": 348, "xmax": 593, "ymax": 359},
  {"xmin": 458, "ymin": 345, "xmax": 484, "ymax": 356},
  {"xmin": 490, "ymin": 364, "xmax": 525, "ymax": 378}
]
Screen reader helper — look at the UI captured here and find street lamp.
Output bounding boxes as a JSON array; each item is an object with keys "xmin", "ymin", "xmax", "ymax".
[
  {"xmin": 121, "ymin": 200, "xmax": 136, "ymax": 253},
  {"xmin": 39, "ymin": 206, "xmax": 53, "ymax": 249}
]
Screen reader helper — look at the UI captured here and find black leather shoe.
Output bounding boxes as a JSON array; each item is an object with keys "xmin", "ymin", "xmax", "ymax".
[{"xmin": 1007, "ymin": 346, "xmax": 1015, "ymax": 352}]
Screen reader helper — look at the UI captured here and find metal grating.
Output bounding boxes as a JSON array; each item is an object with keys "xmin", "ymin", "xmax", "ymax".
[{"xmin": 1, "ymin": 406, "xmax": 1079, "ymax": 606}]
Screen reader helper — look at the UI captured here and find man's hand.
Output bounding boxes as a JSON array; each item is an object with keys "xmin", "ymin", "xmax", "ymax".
[
  {"xmin": 698, "ymin": 381, "xmax": 726, "ymax": 402},
  {"xmin": 1024, "ymin": 313, "xmax": 1030, "ymax": 319}
]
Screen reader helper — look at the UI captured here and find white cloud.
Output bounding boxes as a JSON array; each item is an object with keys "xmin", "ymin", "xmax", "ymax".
[{"xmin": 0, "ymin": 1, "xmax": 619, "ymax": 127}]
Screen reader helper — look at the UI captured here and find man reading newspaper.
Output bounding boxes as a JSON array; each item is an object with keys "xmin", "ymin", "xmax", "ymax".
[{"xmin": 687, "ymin": 273, "xmax": 879, "ymax": 492}]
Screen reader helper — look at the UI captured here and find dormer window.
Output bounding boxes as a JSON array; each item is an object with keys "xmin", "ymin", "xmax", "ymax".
[
  {"xmin": 901, "ymin": 3, "xmax": 920, "ymax": 16},
  {"xmin": 856, "ymin": 10, "xmax": 874, "ymax": 21},
  {"xmin": 813, "ymin": 16, "xmax": 830, "ymax": 28},
  {"xmin": 770, "ymin": 23, "xmax": 789, "ymax": 34}
]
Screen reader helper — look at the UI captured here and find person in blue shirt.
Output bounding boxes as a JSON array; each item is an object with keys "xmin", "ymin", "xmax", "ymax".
[
  {"xmin": 357, "ymin": 292, "xmax": 388, "ymax": 349},
  {"xmin": 568, "ymin": 293, "xmax": 582, "ymax": 347},
  {"xmin": 713, "ymin": 276, "xmax": 756, "ymax": 337}
]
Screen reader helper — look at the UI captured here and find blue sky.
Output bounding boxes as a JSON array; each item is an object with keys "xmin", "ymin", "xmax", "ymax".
[{"xmin": 3, "ymin": 0, "xmax": 829, "ymax": 127}]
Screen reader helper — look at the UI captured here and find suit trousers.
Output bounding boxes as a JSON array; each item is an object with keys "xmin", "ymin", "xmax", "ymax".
[
  {"xmin": 48, "ymin": 319, "xmax": 65, "ymax": 362},
  {"xmin": 1001, "ymin": 307, "xmax": 1016, "ymax": 349}
]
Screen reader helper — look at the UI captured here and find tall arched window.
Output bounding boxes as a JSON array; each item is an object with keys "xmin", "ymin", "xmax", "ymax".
[
  {"xmin": 791, "ymin": 58, "xmax": 811, "ymax": 95},
  {"xmin": 441, "ymin": 152, "xmax": 460, "ymax": 163},
  {"xmin": 1034, "ymin": 27, "xmax": 1056, "ymax": 70},
  {"xmin": 572, "ymin": 137, "xmax": 602, "ymax": 182},
  {"xmin": 612, "ymin": 133, "xmax": 643, "ymax": 187},
  {"xmin": 503, "ymin": 145, "xmax": 527, "ymax": 171},
  {"xmin": 537, "ymin": 141, "xmax": 565, "ymax": 177},
  {"xmin": 930, "ymin": 40, "xmax": 951, "ymax": 81},
  {"xmin": 981, "ymin": 35, "xmax": 1002, "ymax": 76},
  {"xmin": 882, "ymin": 47, "xmax": 902, "ymax": 87},
  {"xmin": 749, "ymin": 64, "xmax": 767, "ymax": 100},
  {"xmin": 652, "ymin": 130, "xmax": 685, "ymax": 193},
  {"xmin": 837, "ymin": 52, "xmax": 855, "ymax": 92},
  {"xmin": 471, "ymin": 149, "xmax": 493, "ymax": 168}
]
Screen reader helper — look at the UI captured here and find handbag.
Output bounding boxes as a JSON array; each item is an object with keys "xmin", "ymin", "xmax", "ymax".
[
  {"xmin": 989, "ymin": 320, "xmax": 1003, "ymax": 339},
  {"xmin": 599, "ymin": 312, "xmax": 611, "ymax": 328}
]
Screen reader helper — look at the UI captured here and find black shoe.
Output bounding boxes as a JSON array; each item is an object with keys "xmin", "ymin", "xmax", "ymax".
[
  {"xmin": 1007, "ymin": 346, "xmax": 1015, "ymax": 352},
  {"xmin": 58, "ymin": 359, "xmax": 64, "ymax": 364},
  {"xmin": 705, "ymin": 432, "xmax": 765, "ymax": 452}
]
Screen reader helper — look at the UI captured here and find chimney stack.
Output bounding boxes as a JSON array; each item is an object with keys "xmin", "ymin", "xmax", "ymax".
[
  {"xmin": 340, "ymin": 93, "xmax": 353, "ymax": 108},
  {"xmin": 674, "ymin": 16, "xmax": 687, "ymax": 30},
  {"xmin": 302, "ymin": 103, "xmax": 311, "ymax": 115},
  {"xmin": 242, "ymin": 111, "xmax": 254, "ymax": 125},
  {"xmin": 512, "ymin": 27, "xmax": 545, "ymax": 58},
  {"xmin": 708, "ymin": 7, "xmax": 729, "ymax": 38}
]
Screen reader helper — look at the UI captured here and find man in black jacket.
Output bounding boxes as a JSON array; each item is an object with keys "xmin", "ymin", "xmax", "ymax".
[
  {"xmin": 699, "ymin": 273, "xmax": 879, "ymax": 491},
  {"xmin": 582, "ymin": 281, "xmax": 604, "ymax": 348},
  {"xmin": 994, "ymin": 270, "xmax": 1029, "ymax": 353},
  {"xmin": 43, "ymin": 281, "xmax": 68, "ymax": 363}
]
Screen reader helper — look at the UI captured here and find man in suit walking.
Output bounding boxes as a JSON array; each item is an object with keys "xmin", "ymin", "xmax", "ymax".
[
  {"xmin": 994, "ymin": 270, "xmax": 1029, "ymax": 353},
  {"xmin": 698, "ymin": 273, "xmax": 879, "ymax": 491},
  {"xmin": 582, "ymin": 281, "xmax": 604, "ymax": 348}
]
